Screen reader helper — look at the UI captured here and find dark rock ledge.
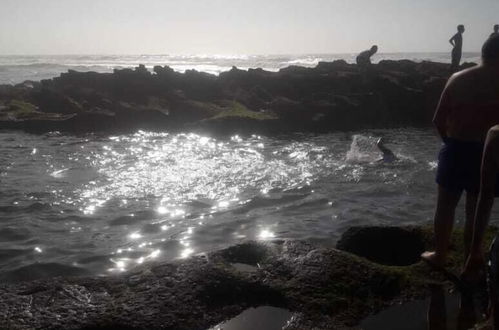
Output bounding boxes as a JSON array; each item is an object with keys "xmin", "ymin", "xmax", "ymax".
[
  {"xmin": 0, "ymin": 61, "xmax": 476, "ymax": 135},
  {"xmin": 1, "ymin": 225, "xmax": 495, "ymax": 329}
]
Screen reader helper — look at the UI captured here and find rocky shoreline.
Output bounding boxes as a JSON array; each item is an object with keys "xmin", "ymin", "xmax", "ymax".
[
  {"xmin": 1, "ymin": 225, "xmax": 494, "ymax": 329},
  {"xmin": 0, "ymin": 61, "xmax": 475, "ymax": 135}
]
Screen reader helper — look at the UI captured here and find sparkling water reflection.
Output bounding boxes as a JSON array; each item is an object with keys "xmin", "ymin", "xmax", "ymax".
[
  {"xmin": 2, "ymin": 128, "xmax": 492, "ymax": 281},
  {"xmin": 69, "ymin": 131, "xmax": 339, "ymax": 272}
]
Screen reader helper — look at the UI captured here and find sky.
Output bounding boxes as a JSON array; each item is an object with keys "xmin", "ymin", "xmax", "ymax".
[{"xmin": 1, "ymin": 0, "xmax": 498, "ymax": 55}]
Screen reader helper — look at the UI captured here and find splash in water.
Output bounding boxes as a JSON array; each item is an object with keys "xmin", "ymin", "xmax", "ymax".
[{"xmin": 346, "ymin": 135, "xmax": 385, "ymax": 163}]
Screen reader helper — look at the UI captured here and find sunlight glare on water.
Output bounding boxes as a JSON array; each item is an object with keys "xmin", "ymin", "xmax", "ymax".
[
  {"xmin": 81, "ymin": 132, "xmax": 318, "ymax": 207},
  {"xmin": 73, "ymin": 131, "xmax": 333, "ymax": 272},
  {"xmin": 0, "ymin": 129, "xmax": 466, "ymax": 280}
]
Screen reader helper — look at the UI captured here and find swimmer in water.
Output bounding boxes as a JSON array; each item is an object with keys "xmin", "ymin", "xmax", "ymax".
[{"xmin": 376, "ymin": 137, "xmax": 397, "ymax": 163}]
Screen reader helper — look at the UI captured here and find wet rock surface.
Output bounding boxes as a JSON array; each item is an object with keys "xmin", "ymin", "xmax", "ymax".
[
  {"xmin": 336, "ymin": 226, "xmax": 426, "ymax": 266},
  {"xmin": 0, "ymin": 61, "xmax": 475, "ymax": 135},
  {"xmin": 1, "ymin": 225, "xmax": 495, "ymax": 329}
]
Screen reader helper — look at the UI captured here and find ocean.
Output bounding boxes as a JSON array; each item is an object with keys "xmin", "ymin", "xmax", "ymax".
[
  {"xmin": 0, "ymin": 53, "xmax": 493, "ymax": 282},
  {"xmin": 0, "ymin": 52, "xmax": 482, "ymax": 85}
]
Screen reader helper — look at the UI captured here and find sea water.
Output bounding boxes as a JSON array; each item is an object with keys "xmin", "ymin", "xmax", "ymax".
[
  {"xmin": 2, "ymin": 129, "xmax": 498, "ymax": 281},
  {"xmin": 0, "ymin": 53, "xmax": 493, "ymax": 282},
  {"xmin": 0, "ymin": 52, "xmax": 481, "ymax": 85}
]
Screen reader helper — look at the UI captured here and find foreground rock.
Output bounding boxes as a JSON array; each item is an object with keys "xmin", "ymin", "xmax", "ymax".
[
  {"xmin": 0, "ymin": 61, "xmax": 475, "ymax": 135},
  {"xmin": 1, "ymin": 225, "xmax": 494, "ymax": 329}
]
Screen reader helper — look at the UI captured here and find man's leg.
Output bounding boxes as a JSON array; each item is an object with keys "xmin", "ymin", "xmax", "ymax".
[
  {"xmin": 451, "ymin": 51, "xmax": 458, "ymax": 71},
  {"xmin": 489, "ymin": 237, "xmax": 499, "ymax": 329},
  {"xmin": 464, "ymin": 193, "xmax": 478, "ymax": 259},
  {"xmin": 422, "ymin": 185, "xmax": 462, "ymax": 266},
  {"xmin": 451, "ymin": 50, "xmax": 462, "ymax": 72}
]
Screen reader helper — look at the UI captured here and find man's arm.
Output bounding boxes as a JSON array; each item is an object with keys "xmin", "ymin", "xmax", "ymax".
[
  {"xmin": 449, "ymin": 34, "xmax": 456, "ymax": 47},
  {"xmin": 468, "ymin": 126, "xmax": 499, "ymax": 258},
  {"xmin": 462, "ymin": 126, "xmax": 499, "ymax": 280},
  {"xmin": 433, "ymin": 85, "xmax": 452, "ymax": 139}
]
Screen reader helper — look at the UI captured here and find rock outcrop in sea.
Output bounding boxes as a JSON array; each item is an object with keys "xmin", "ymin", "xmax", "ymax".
[
  {"xmin": 0, "ymin": 61, "xmax": 475, "ymax": 134},
  {"xmin": 0, "ymin": 225, "xmax": 494, "ymax": 329}
]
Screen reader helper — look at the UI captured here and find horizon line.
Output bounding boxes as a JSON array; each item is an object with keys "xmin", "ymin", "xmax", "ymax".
[{"xmin": 0, "ymin": 51, "xmax": 482, "ymax": 57}]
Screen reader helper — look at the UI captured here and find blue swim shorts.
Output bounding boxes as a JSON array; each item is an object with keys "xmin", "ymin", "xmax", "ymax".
[{"xmin": 436, "ymin": 137, "xmax": 485, "ymax": 194}]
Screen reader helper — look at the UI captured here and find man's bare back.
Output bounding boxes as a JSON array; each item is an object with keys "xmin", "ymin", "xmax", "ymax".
[
  {"xmin": 421, "ymin": 35, "xmax": 499, "ymax": 269},
  {"xmin": 433, "ymin": 64, "xmax": 499, "ymax": 142}
]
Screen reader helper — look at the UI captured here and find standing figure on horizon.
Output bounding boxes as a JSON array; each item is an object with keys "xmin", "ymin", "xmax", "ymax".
[
  {"xmin": 449, "ymin": 25, "xmax": 465, "ymax": 71},
  {"xmin": 421, "ymin": 35, "xmax": 499, "ymax": 272},
  {"xmin": 491, "ymin": 24, "xmax": 499, "ymax": 38},
  {"xmin": 356, "ymin": 45, "xmax": 378, "ymax": 66}
]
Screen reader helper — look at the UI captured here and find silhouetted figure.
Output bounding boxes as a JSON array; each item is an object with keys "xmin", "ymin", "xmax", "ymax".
[
  {"xmin": 356, "ymin": 45, "xmax": 378, "ymax": 66},
  {"xmin": 450, "ymin": 25, "xmax": 465, "ymax": 71},
  {"xmin": 421, "ymin": 35, "xmax": 499, "ymax": 270},
  {"xmin": 491, "ymin": 24, "xmax": 499, "ymax": 38},
  {"xmin": 462, "ymin": 125, "xmax": 499, "ymax": 282},
  {"xmin": 376, "ymin": 137, "xmax": 397, "ymax": 163}
]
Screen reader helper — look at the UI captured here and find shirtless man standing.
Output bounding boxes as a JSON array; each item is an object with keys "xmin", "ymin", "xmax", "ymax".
[
  {"xmin": 458, "ymin": 125, "xmax": 499, "ymax": 328},
  {"xmin": 461, "ymin": 126, "xmax": 499, "ymax": 280},
  {"xmin": 450, "ymin": 25, "xmax": 465, "ymax": 71},
  {"xmin": 421, "ymin": 35, "xmax": 499, "ymax": 269}
]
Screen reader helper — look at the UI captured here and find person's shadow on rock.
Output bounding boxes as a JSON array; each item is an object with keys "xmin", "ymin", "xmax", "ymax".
[{"xmin": 427, "ymin": 284, "xmax": 478, "ymax": 330}]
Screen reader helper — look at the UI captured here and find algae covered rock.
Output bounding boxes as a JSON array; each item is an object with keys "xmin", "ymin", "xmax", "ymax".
[{"xmin": 0, "ymin": 60, "xmax": 475, "ymax": 134}]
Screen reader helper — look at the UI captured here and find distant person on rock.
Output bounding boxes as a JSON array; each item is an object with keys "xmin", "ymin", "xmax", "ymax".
[
  {"xmin": 449, "ymin": 25, "xmax": 465, "ymax": 71},
  {"xmin": 491, "ymin": 24, "xmax": 499, "ymax": 38},
  {"xmin": 421, "ymin": 35, "xmax": 499, "ymax": 272},
  {"xmin": 356, "ymin": 45, "xmax": 378, "ymax": 66},
  {"xmin": 376, "ymin": 137, "xmax": 397, "ymax": 163}
]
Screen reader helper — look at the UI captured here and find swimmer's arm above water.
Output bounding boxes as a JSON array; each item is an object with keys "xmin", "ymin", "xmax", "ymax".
[{"xmin": 376, "ymin": 138, "xmax": 390, "ymax": 154}]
